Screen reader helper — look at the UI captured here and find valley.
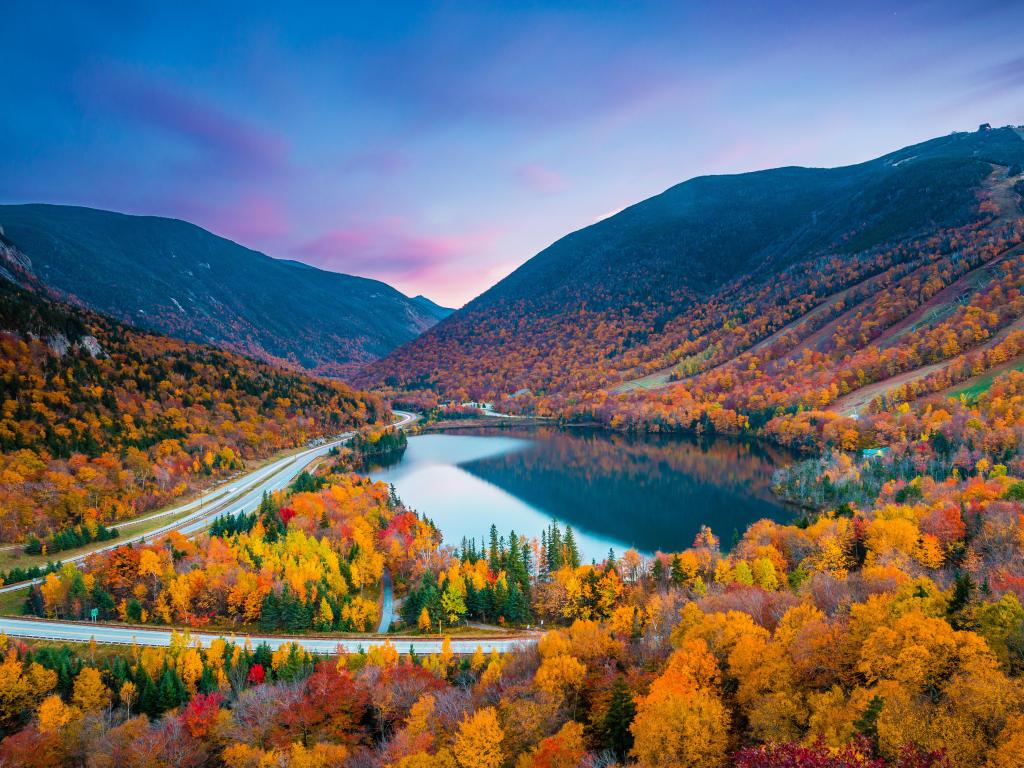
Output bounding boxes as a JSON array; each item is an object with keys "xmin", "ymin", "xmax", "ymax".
[{"xmin": 3, "ymin": 124, "xmax": 1024, "ymax": 768}]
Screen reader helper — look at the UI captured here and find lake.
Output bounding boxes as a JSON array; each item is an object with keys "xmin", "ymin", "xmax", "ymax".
[{"xmin": 366, "ymin": 426, "xmax": 798, "ymax": 561}]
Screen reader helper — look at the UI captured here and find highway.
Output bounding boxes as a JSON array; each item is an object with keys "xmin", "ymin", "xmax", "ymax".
[
  {"xmin": 0, "ymin": 616, "xmax": 535, "ymax": 654},
  {"xmin": 0, "ymin": 410, "xmax": 418, "ymax": 595},
  {"xmin": 0, "ymin": 407, "xmax": 540, "ymax": 654}
]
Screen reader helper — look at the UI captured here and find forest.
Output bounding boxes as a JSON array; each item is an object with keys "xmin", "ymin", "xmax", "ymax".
[
  {"xmin": 0, "ymin": 271, "xmax": 385, "ymax": 542},
  {"xmin": 2, "ymin": 356, "xmax": 1024, "ymax": 766}
]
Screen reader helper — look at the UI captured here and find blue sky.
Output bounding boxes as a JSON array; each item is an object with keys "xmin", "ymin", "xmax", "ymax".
[{"xmin": 2, "ymin": 1, "xmax": 1023, "ymax": 306}]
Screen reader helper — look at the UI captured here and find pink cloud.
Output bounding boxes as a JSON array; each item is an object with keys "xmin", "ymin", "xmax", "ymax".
[
  {"xmin": 292, "ymin": 219, "xmax": 501, "ymax": 305},
  {"xmin": 517, "ymin": 162, "xmax": 568, "ymax": 194}
]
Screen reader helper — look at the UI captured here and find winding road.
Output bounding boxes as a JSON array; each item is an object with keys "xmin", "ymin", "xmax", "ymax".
[
  {"xmin": 0, "ymin": 410, "xmax": 417, "ymax": 597},
  {"xmin": 0, "ymin": 409, "xmax": 537, "ymax": 653}
]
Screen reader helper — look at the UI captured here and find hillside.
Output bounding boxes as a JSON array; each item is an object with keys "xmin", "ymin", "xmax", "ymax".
[
  {"xmin": 361, "ymin": 126, "xmax": 1024, "ymax": 419},
  {"xmin": 0, "ymin": 204, "xmax": 450, "ymax": 378},
  {"xmin": 0, "ymin": 243, "xmax": 385, "ymax": 540}
]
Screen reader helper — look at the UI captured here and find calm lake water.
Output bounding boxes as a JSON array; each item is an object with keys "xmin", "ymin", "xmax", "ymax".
[{"xmin": 367, "ymin": 426, "xmax": 797, "ymax": 561}]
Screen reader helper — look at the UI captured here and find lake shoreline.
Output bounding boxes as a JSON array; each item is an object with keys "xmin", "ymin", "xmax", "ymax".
[{"xmin": 367, "ymin": 425, "xmax": 803, "ymax": 559}]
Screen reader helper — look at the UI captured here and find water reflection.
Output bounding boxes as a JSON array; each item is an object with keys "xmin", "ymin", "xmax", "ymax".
[{"xmin": 367, "ymin": 426, "xmax": 796, "ymax": 560}]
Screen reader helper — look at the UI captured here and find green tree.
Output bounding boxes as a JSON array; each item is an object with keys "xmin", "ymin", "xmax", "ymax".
[{"xmin": 600, "ymin": 675, "xmax": 637, "ymax": 761}]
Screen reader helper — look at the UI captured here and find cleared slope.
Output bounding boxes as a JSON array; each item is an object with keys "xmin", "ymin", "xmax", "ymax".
[{"xmin": 361, "ymin": 127, "xmax": 1024, "ymax": 400}]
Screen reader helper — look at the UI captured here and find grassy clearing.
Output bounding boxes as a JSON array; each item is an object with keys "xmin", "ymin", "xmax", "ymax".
[
  {"xmin": 0, "ymin": 586, "xmax": 29, "ymax": 616},
  {"xmin": 946, "ymin": 359, "xmax": 1024, "ymax": 402}
]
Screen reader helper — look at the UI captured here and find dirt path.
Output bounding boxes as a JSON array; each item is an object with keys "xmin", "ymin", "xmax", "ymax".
[
  {"xmin": 611, "ymin": 271, "xmax": 889, "ymax": 394},
  {"xmin": 612, "ymin": 166, "xmax": 1023, "ymax": 397},
  {"xmin": 873, "ymin": 243, "xmax": 1024, "ymax": 351},
  {"xmin": 987, "ymin": 162, "xmax": 1024, "ymax": 226},
  {"xmin": 831, "ymin": 315, "xmax": 1024, "ymax": 416}
]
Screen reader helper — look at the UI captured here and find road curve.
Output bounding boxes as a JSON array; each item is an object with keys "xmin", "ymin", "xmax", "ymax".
[
  {"xmin": 0, "ymin": 616, "xmax": 535, "ymax": 655},
  {"xmin": 0, "ymin": 408, "xmax": 536, "ymax": 654},
  {"xmin": 0, "ymin": 410, "xmax": 419, "ymax": 594}
]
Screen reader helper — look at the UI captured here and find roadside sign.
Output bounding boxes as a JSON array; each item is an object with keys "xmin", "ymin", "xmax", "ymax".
[{"xmin": 90, "ymin": 608, "xmax": 98, "ymax": 621}]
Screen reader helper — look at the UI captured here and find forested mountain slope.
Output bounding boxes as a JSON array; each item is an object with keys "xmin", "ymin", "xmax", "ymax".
[
  {"xmin": 362, "ymin": 127, "xmax": 1024, "ymax": 418},
  {"xmin": 0, "ymin": 204, "xmax": 449, "ymax": 378},
  {"xmin": 0, "ymin": 240, "xmax": 385, "ymax": 540}
]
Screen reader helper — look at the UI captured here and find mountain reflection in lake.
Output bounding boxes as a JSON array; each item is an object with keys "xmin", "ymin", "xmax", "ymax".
[{"xmin": 366, "ymin": 426, "xmax": 797, "ymax": 561}]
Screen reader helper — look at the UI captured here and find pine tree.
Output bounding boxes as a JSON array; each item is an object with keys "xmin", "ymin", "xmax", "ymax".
[
  {"xmin": 259, "ymin": 591, "xmax": 281, "ymax": 633},
  {"xmin": 548, "ymin": 522, "xmax": 563, "ymax": 572},
  {"xmin": 853, "ymin": 695, "xmax": 885, "ymax": 752},
  {"xmin": 600, "ymin": 675, "xmax": 636, "ymax": 761},
  {"xmin": 505, "ymin": 582, "xmax": 527, "ymax": 625},
  {"xmin": 136, "ymin": 668, "xmax": 159, "ymax": 718},
  {"xmin": 564, "ymin": 526, "xmax": 580, "ymax": 568},
  {"xmin": 651, "ymin": 557, "xmax": 665, "ymax": 586},
  {"xmin": 670, "ymin": 554, "xmax": 685, "ymax": 585},
  {"xmin": 948, "ymin": 571, "xmax": 976, "ymax": 630},
  {"xmin": 488, "ymin": 525, "xmax": 500, "ymax": 573},
  {"xmin": 157, "ymin": 666, "xmax": 185, "ymax": 712}
]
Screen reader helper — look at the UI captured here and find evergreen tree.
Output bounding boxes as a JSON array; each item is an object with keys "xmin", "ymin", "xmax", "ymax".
[
  {"xmin": 651, "ymin": 557, "xmax": 665, "ymax": 586},
  {"xmin": 538, "ymin": 530, "xmax": 550, "ymax": 583},
  {"xmin": 670, "ymin": 554, "xmax": 686, "ymax": 586},
  {"xmin": 548, "ymin": 522, "xmax": 563, "ymax": 572},
  {"xmin": 505, "ymin": 582, "xmax": 528, "ymax": 624},
  {"xmin": 520, "ymin": 532, "xmax": 533, "ymax": 583},
  {"xmin": 488, "ymin": 525, "xmax": 501, "ymax": 572},
  {"xmin": 605, "ymin": 548, "xmax": 617, "ymax": 573},
  {"xmin": 157, "ymin": 665, "xmax": 186, "ymax": 712},
  {"xmin": 198, "ymin": 664, "xmax": 217, "ymax": 694},
  {"xmin": 136, "ymin": 667, "xmax": 159, "ymax": 718},
  {"xmin": 564, "ymin": 526, "xmax": 580, "ymax": 568},
  {"xmin": 854, "ymin": 695, "xmax": 885, "ymax": 753},
  {"xmin": 948, "ymin": 571, "xmax": 976, "ymax": 629},
  {"xmin": 260, "ymin": 591, "xmax": 281, "ymax": 633},
  {"xmin": 600, "ymin": 675, "xmax": 637, "ymax": 761}
]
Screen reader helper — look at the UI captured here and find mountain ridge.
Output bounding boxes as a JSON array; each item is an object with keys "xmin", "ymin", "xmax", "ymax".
[
  {"xmin": 0, "ymin": 203, "xmax": 450, "ymax": 378},
  {"xmin": 359, "ymin": 126, "xmax": 1024, "ymax": 408}
]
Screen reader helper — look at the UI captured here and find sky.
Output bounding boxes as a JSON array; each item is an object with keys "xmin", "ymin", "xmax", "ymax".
[{"xmin": 2, "ymin": 1, "xmax": 1023, "ymax": 308}]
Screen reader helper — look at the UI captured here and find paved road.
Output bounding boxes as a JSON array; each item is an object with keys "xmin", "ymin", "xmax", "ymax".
[
  {"xmin": 0, "ymin": 616, "xmax": 534, "ymax": 655},
  {"xmin": 0, "ymin": 409, "xmax": 536, "ymax": 654},
  {"xmin": 0, "ymin": 410, "xmax": 418, "ymax": 594}
]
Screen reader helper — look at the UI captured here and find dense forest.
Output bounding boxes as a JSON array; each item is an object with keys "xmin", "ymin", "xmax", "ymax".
[
  {"xmin": 2, "ymin": 359, "xmax": 1024, "ymax": 766},
  {"xmin": 0, "ymin": 251, "xmax": 386, "ymax": 541}
]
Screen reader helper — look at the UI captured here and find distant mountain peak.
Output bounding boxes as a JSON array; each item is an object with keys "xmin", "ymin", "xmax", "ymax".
[
  {"xmin": 0, "ymin": 203, "xmax": 446, "ymax": 378},
  {"xmin": 410, "ymin": 294, "xmax": 455, "ymax": 320}
]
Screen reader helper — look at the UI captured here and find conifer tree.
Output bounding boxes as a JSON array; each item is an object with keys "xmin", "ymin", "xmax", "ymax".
[
  {"xmin": 564, "ymin": 525, "xmax": 580, "ymax": 568},
  {"xmin": 600, "ymin": 675, "xmax": 636, "ymax": 761}
]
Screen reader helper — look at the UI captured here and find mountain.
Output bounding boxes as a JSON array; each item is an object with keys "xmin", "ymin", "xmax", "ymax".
[
  {"xmin": 360, "ymin": 126, "xmax": 1024, "ymax": 408},
  {"xmin": 0, "ymin": 204, "xmax": 448, "ymax": 378},
  {"xmin": 410, "ymin": 294, "xmax": 456, "ymax": 321},
  {"xmin": 0, "ymin": 238, "xmax": 384, "ymax": 539}
]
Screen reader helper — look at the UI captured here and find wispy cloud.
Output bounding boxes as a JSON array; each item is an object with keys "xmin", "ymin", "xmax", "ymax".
[
  {"xmin": 81, "ymin": 68, "xmax": 288, "ymax": 178},
  {"xmin": 294, "ymin": 219, "xmax": 495, "ymax": 282}
]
